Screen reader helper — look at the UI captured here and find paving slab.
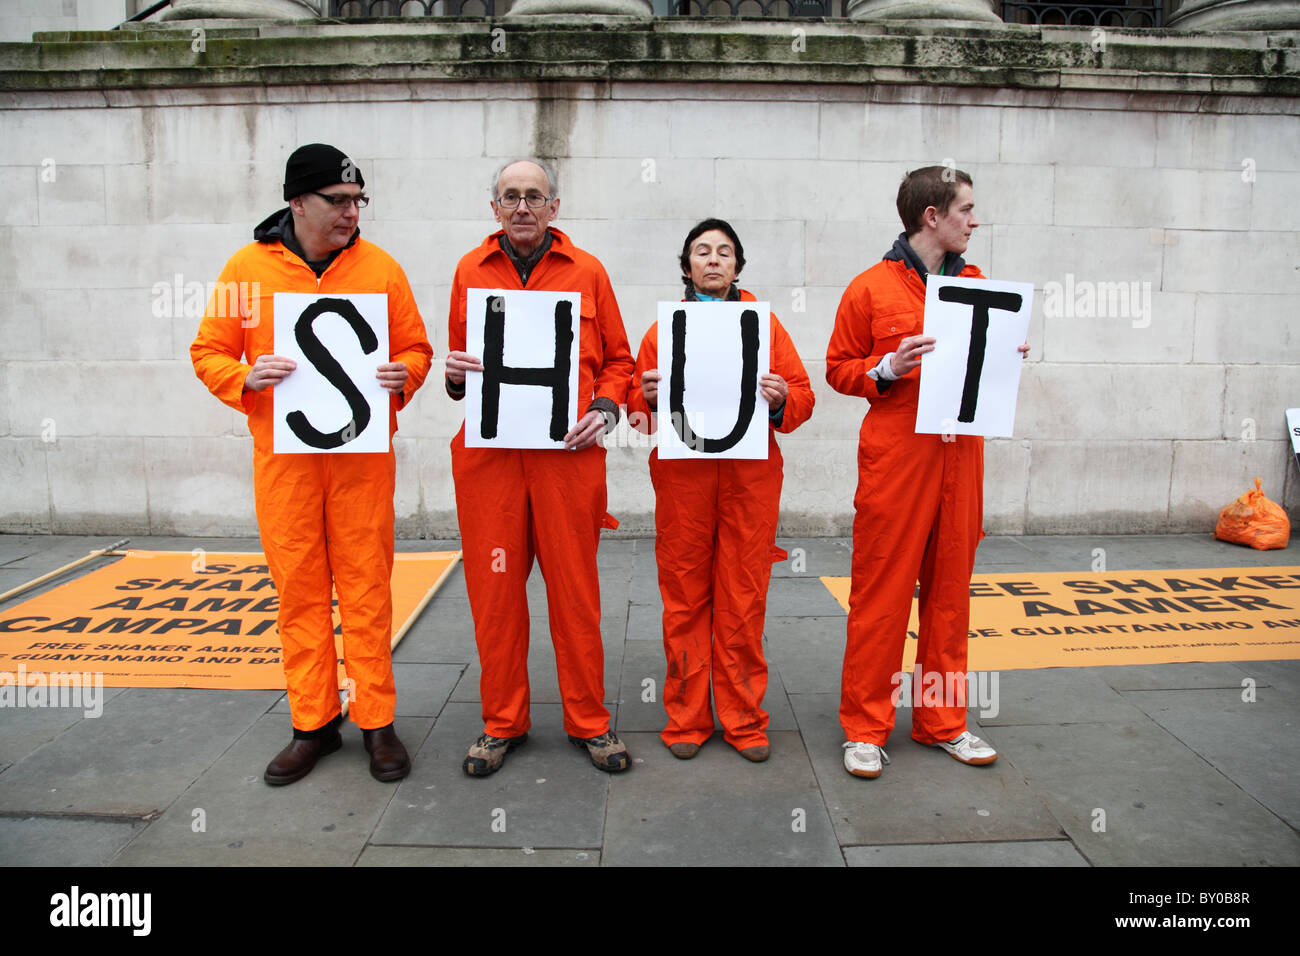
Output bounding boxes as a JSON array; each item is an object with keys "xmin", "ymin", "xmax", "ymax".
[
  {"xmin": 769, "ymin": 538, "xmax": 852, "ymax": 578},
  {"xmin": 112, "ymin": 715, "xmax": 431, "ymax": 866},
  {"xmin": 1015, "ymin": 534, "xmax": 1300, "ymax": 572},
  {"xmin": 392, "ymin": 570, "xmax": 478, "ymax": 662},
  {"xmin": 0, "ymin": 687, "xmax": 281, "ymax": 816},
  {"xmin": 1233, "ymin": 659, "xmax": 1300, "ymax": 698},
  {"xmin": 601, "ymin": 730, "xmax": 843, "ymax": 867},
  {"xmin": 0, "ymin": 543, "xmax": 39, "ymax": 567},
  {"xmin": 625, "ymin": 601, "xmax": 662, "ymax": 641},
  {"xmin": 1098, "ymin": 662, "xmax": 1264, "ymax": 692},
  {"xmin": 390, "ymin": 663, "xmax": 464, "ymax": 719},
  {"xmin": 845, "ymin": 839, "xmax": 1089, "ymax": 867},
  {"xmin": 356, "ymin": 846, "xmax": 599, "ymax": 866},
  {"xmin": 763, "ymin": 575, "xmax": 849, "ymax": 618},
  {"xmin": 972, "ymin": 535, "xmax": 1039, "ymax": 568},
  {"xmin": 993, "ymin": 720, "xmax": 1300, "ymax": 866},
  {"xmin": 1123, "ymin": 686, "xmax": 1300, "ymax": 830},
  {"xmin": 0, "ymin": 815, "xmax": 148, "ymax": 867},
  {"xmin": 977, "ymin": 667, "xmax": 1148, "ymax": 726},
  {"xmin": 764, "ymin": 615, "xmax": 846, "ymax": 694},
  {"xmin": 450, "ymin": 616, "xmax": 625, "ymax": 706},
  {"xmin": 370, "ymin": 702, "xmax": 610, "ymax": 850},
  {"xmin": 789, "ymin": 692, "xmax": 1065, "ymax": 847},
  {"xmin": 614, "ymin": 637, "xmax": 797, "ymax": 734},
  {"xmin": 0, "ymin": 687, "xmax": 130, "ymax": 765},
  {"xmin": 273, "ymin": 663, "xmax": 465, "ymax": 720},
  {"xmin": 627, "ymin": 549, "xmax": 663, "ymax": 606}
]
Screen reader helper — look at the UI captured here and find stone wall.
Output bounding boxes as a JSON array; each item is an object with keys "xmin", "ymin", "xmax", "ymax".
[
  {"xmin": 0, "ymin": 0, "xmax": 130, "ymax": 43},
  {"xmin": 1, "ymin": 18, "xmax": 1297, "ymax": 537}
]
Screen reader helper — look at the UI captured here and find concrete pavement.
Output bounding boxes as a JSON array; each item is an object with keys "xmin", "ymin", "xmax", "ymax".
[{"xmin": 1, "ymin": 532, "xmax": 1297, "ymax": 869}]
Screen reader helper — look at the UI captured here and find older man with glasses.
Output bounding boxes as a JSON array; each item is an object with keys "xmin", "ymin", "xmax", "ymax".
[
  {"xmin": 192, "ymin": 143, "xmax": 432, "ymax": 786},
  {"xmin": 444, "ymin": 158, "xmax": 634, "ymax": 776}
]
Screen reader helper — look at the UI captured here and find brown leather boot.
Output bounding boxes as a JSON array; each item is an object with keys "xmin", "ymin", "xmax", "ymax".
[
  {"xmin": 362, "ymin": 724, "xmax": 411, "ymax": 782},
  {"xmin": 264, "ymin": 716, "xmax": 343, "ymax": 786}
]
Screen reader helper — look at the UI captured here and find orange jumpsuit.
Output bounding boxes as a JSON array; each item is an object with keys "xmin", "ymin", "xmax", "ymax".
[
  {"xmin": 627, "ymin": 292, "xmax": 814, "ymax": 750},
  {"xmin": 191, "ymin": 233, "xmax": 432, "ymax": 732},
  {"xmin": 826, "ymin": 258, "xmax": 984, "ymax": 747},
  {"xmin": 447, "ymin": 228, "xmax": 633, "ymax": 740}
]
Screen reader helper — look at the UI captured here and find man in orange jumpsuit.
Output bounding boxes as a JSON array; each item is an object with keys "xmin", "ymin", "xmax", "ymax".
[
  {"xmin": 826, "ymin": 166, "xmax": 1026, "ymax": 779},
  {"xmin": 192, "ymin": 143, "xmax": 432, "ymax": 786},
  {"xmin": 444, "ymin": 159, "xmax": 634, "ymax": 776},
  {"xmin": 626, "ymin": 219, "xmax": 814, "ymax": 762}
]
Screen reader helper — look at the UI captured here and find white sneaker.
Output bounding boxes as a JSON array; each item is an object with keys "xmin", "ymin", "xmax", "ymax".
[
  {"xmin": 932, "ymin": 731, "xmax": 997, "ymax": 766},
  {"xmin": 842, "ymin": 741, "xmax": 890, "ymax": 778}
]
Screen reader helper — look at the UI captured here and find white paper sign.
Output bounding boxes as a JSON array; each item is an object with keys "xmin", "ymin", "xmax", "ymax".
[
  {"xmin": 272, "ymin": 293, "xmax": 390, "ymax": 454},
  {"xmin": 1287, "ymin": 408, "xmax": 1300, "ymax": 475},
  {"xmin": 464, "ymin": 288, "xmax": 581, "ymax": 449},
  {"xmin": 657, "ymin": 300, "xmax": 771, "ymax": 460},
  {"xmin": 914, "ymin": 276, "xmax": 1033, "ymax": 438}
]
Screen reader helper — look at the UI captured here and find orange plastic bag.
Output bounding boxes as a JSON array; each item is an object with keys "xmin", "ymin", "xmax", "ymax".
[{"xmin": 1215, "ymin": 478, "xmax": 1290, "ymax": 550}]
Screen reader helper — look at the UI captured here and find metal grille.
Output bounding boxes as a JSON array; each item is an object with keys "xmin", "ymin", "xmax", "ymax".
[
  {"xmin": 671, "ymin": 0, "xmax": 835, "ymax": 16},
  {"xmin": 1002, "ymin": 2, "xmax": 1162, "ymax": 27},
  {"xmin": 328, "ymin": 0, "xmax": 496, "ymax": 15}
]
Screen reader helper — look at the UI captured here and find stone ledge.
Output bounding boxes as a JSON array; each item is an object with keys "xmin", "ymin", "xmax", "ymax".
[{"xmin": 1, "ymin": 18, "xmax": 1296, "ymax": 96}]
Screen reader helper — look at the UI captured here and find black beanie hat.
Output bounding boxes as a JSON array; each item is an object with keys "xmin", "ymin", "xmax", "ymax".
[{"xmin": 283, "ymin": 143, "xmax": 365, "ymax": 201}]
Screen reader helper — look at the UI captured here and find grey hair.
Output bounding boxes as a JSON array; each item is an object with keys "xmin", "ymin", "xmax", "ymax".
[{"xmin": 489, "ymin": 158, "xmax": 560, "ymax": 200}]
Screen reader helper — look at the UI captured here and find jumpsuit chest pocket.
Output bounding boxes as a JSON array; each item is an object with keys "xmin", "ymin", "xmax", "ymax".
[
  {"xmin": 870, "ymin": 308, "xmax": 921, "ymax": 350},
  {"xmin": 577, "ymin": 292, "xmax": 599, "ymax": 350}
]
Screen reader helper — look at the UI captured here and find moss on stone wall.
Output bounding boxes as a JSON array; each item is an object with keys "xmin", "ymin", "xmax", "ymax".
[{"xmin": 2, "ymin": 18, "xmax": 1297, "ymax": 95}]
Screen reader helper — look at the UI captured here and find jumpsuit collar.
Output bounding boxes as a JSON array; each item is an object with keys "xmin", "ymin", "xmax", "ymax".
[
  {"xmin": 253, "ymin": 206, "xmax": 360, "ymax": 278},
  {"xmin": 471, "ymin": 227, "xmax": 576, "ymax": 275},
  {"xmin": 498, "ymin": 231, "xmax": 554, "ymax": 287},
  {"xmin": 883, "ymin": 233, "xmax": 965, "ymax": 285},
  {"xmin": 683, "ymin": 282, "xmax": 741, "ymax": 302}
]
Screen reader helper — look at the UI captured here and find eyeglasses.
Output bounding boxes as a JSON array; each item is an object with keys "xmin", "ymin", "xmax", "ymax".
[
  {"xmin": 310, "ymin": 191, "xmax": 369, "ymax": 209},
  {"xmin": 495, "ymin": 192, "xmax": 553, "ymax": 210}
]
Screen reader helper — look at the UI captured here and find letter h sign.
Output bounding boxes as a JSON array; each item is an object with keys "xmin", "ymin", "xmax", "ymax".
[{"xmin": 465, "ymin": 289, "xmax": 581, "ymax": 449}]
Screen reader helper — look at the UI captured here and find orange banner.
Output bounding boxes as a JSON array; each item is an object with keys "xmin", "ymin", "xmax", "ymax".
[
  {"xmin": 821, "ymin": 566, "xmax": 1300, "ymax": 670},
  {"xmin": 0, "ymin": 550, "xmax": 459, "ymax": 689}
]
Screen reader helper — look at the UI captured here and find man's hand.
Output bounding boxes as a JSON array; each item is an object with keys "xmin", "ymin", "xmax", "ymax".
[
  {"xmin": 445, "ymin": 350, "xmax": 484, "ymax": 385},
  {"xmin": 376, "ymin": 362, "xmax": 408, "ymax": 394},
  {"xmin": 244, "ymin": 354, "xmax": 296, "ymax": 392},
  {"xmin": 641, "ymin": 369, "xmax": 661, "ymax": 406},
  {"xmin": 759, "ymin": 372, "xmax": 788, "ymax": 409},
  {"xmin": 564, "ymin": 409, "xmax": 607, "ymax": 451},
  {"xmin": 889, "ymin": 335, "xmax": 936, "ymax": 377}
]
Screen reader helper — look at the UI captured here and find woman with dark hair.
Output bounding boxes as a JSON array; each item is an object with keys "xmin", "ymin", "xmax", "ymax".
[{"xmin": 627, "ymin": 219, "xmax": 814, "ymax": 762}]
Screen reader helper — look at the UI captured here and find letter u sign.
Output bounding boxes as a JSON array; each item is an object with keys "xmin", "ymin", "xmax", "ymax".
[{"xmin": 658, "ymin": 300, "xmax": 771, "ymax": 460}]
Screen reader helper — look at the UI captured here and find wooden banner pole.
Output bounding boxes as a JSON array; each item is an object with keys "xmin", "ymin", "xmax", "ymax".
[{"xmin": 0, "ymin": 538, "xmax": 130, "ymax": 605}]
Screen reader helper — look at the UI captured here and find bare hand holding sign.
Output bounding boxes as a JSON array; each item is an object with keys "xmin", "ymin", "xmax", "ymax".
[
  {"xmin": 914, "ymin": 275, "xmax": 1033, "ymax": 438},
  {"xmin": 271, "ymin": 292, "xmax": 391, "ymax": 453}
]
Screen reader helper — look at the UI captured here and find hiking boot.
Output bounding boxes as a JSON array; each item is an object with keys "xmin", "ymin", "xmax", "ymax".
[
  {"xmin": 463, "ymin": 732, "xmax": 527, "ymax": 777},
  {"xmin": 568, "ymin": 730, "xmax": 631, "ymax": 772}
]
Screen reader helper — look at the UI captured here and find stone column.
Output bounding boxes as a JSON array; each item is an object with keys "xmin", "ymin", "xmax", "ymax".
[
  {"xmin": 504, "ymin": 0, "xmax": 653, "ymax": 17},
  {"xmin": 160, "ymin": 0, "xmax": 321, "ymax": 20},
  {"xmin": 1169, "ymin": 0, "xmax": 1300, "ymax": 30},
  {"xmin": 846, "ymin": 0, "xmax": 1002, "ymax": 21}
]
